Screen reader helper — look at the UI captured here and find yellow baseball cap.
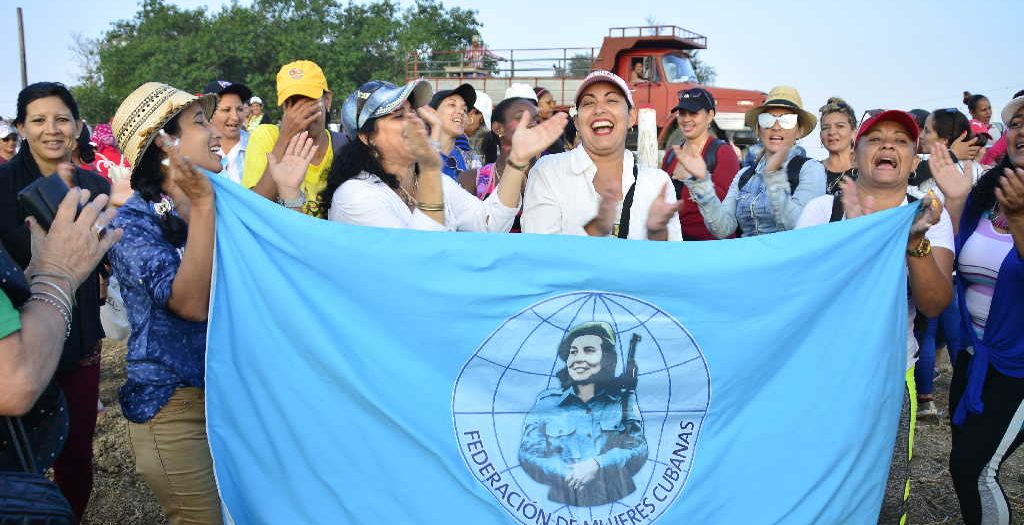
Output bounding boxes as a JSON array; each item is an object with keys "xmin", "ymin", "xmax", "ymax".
[{"xmin": 276, "ymin": 60, "xmax": 330, "ymax": 106}]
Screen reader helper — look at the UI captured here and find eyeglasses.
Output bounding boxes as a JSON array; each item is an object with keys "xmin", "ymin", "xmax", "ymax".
[{"xmin": 757, "ymin": 112, "xmax": 799, "ymax": 130}]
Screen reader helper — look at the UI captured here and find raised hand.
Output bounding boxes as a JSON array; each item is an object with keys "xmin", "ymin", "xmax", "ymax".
[
  {"xmin": 997, "ymin": 166, "xmax": 1024, "ymax": 221},
  {"xmin": 929, "ymin": 142, "xmax": 972, "ymax": 201},
  {"xmin": 909, "ymin": 192, "xmax": 942, "ymax": 240},
  {"xmin": 764, "ymin": 144, "xmax": 792, "ymax": 174},
  {"xmin": 267, "ymin": 131, "xmax": 318, "ymax": 199},
  {"xmin": 507, "ymin": 111, "xmax": 568, "ymax": 166},
  {"xmin": 409, "ymin": 107, "xmax": 442, "ymax": 171},
  {"xmin": 839, "ymin": 176, "xmax": 875, "ymax": 219},
  {"xmin": 280, "ymin": 98, "xmax": 322, "ymax": 139},
  {"xmin": 949, "ymin": 130, "xmax": 979, "ymax": 163},
  {"xmin": 25, "ymin": 189, "xmax": 122, "ymax": 290},
  {"xmin": 673, "ymin": 145, "xmax": 707, "ymax": 181},
  {"xmin": 155, "ymin": 132, "xmax": 213, "ymax": 209},
  {"xmin": 645, "ymin": 182, "xmax": 683, "ymax": 241}
]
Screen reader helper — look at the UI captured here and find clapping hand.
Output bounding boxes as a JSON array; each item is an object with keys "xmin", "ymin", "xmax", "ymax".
[
  {"xmin": 646, "ymin": 182, "xmax": 683, "ymax": 240},
  {"xmin": 672, "ymin": 145, "xmax": 707, "ymax": 181},
  {"xmin": 764, "ymin": 144, "xmax": 791, "ymax": 174},
  {"xmin": 585, "ymin": 187, "xmax": 619, "ymax": 237},
  {"xmin": 507, "ymin": 111, "xmax": 568, "ymax": 167},
  {"xmin": 929, "ymin": 142, "xmax": 971, "ymax": 201},
  {"xmin": 838, "ymin": 176, "xmax": 875, "ymax": 219},
  {"xmin": 408, "ymin": 107, "xmax": 442, "ymax": 171},
  {"xmin": 267, "ymin": 131, "xmax": 318, "ymax": 200},
  {"xmin": 997, "ymin": 166, "xmax": 1024, "ymax": 223}
]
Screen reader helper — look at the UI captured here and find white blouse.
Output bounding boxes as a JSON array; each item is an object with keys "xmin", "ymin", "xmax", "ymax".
[
  {"xmin": 328, "ymin": 171, "xmax": 518, "ymax": 233},
  {"xmin": 521, "ymin": 144, "xmax": 682, "ymax": 241}
]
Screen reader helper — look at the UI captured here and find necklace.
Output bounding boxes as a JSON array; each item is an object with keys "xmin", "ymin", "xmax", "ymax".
[
  {"xmin": 991, "ymin": 204, "xmax": 1010, "ymax": 232},
  {"xmin": 395, "ymin": 175, "xmax": 419, "ymax": 210}
]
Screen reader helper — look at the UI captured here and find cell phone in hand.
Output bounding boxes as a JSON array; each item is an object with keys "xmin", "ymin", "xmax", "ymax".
[{"xmin": 17, "ymin": 173, "xmax": 81, "ymax": 231}]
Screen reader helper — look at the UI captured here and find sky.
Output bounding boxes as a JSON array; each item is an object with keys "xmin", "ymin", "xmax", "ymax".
[{"xmin": 1, "ymin": 0, "xmax": 1020, "ymax": 156}]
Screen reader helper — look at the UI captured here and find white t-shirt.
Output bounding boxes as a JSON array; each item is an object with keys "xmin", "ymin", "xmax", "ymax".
[
  {"xmin": 796, "ymin": 194, "xmax": 955, "ymax": 370},
  {"xmin": 218, "ymin": 130, "xmax": 248, "ymax": 185},
  {"xmin": 328, "ymin": 172, "xmax": 518, "ymax": 232},
  {"xmin": 521, "ymin": 144, "xmax": 683, "ymax": 241}
]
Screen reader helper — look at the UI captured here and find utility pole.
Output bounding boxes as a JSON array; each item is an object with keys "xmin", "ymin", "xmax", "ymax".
[{"xmin": 17, "ymin": 7, "xmax": 27, "ymax": 88}]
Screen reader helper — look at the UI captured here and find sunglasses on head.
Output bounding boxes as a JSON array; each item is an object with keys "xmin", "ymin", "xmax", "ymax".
[{"xmin": 757, "ymin": 112, "xmax": 799, "ymax": 130}]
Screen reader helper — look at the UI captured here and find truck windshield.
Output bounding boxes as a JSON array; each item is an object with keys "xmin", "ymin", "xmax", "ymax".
[{"xmin": 662, "ymin": 53, "xmax": 698, "ymax": 83}]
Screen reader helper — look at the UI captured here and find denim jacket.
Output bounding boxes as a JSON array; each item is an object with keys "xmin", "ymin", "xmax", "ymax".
[
  {"xmin": 684, "ymin": 148, "xmax": 825, "ymax": 237},
  {"xmin": 519, "ymin": 386, "xmax": 647, "ymax": 506}
]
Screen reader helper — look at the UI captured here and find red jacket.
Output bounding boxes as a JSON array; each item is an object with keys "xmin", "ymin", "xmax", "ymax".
[{"xmin": 662, "ymin": 136, "xmax": 740, "ymax": 240}]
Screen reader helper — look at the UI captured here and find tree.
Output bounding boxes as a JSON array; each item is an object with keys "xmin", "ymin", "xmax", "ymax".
[
  {"xmin": 553, "ymin": 53, "xmax": 595, "ymax": 78},
  {"xmin": 71, "ymin": 0, "xmax": 481, "ymax": 124},
  {"xmin": 643, "ymin": 15, "xmax": 716, "ymax": 85}
]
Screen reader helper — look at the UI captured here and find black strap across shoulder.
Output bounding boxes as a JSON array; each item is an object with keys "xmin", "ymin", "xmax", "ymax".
[
  {"xmin": 739, "ymin": 154, "xmax": 809, "ymax": 194},
  {"xmin": 616, "ymin": 154, "xmax": 641, "ymax": 239}
]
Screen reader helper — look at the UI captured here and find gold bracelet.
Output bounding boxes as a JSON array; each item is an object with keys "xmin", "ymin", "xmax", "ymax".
[
  {"xmin": 907, "ymin": 237, "xmax": 932, "ymax": 257},
  {"xmin": 416, "ymin": 202, "xmax": 445, "ymax": 212},
  {"xmin": 505, "ymin": 158, "xmax": 530, "ymax": 172}
]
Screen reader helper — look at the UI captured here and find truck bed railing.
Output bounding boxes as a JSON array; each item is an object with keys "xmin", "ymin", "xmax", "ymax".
[
  {"xmin": 607, "ymin": 25, "xmax": 707, "ymax": 49},
  {"xmin": 405, "ymin": 47, "xmax": 598, "ymax": 81}
]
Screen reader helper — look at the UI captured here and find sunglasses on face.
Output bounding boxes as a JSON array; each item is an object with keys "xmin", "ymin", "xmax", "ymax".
[{"xmin": 757, "ymin": 112, "xmax": 799, "ymax": 130}]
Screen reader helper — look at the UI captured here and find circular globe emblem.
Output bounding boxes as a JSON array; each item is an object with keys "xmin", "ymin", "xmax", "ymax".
[{"xmin": 452, "ymin": 292, "xmax": 710, "ymax": 524}]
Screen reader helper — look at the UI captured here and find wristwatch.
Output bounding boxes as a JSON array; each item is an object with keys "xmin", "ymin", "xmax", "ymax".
[
  {"xmin": 906, "ymin": 237, "xmax": 932, "ymax": 257},
  {"xmin": 278, "ymin": 191, "xmax": 306, "ymax": 209}
]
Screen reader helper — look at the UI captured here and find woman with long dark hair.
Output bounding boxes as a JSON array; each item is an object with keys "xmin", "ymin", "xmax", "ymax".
[
  {"xmin": 931, "ymin": 94, "xmax": 1024, "ymax": 525},
  {"xmin": 323, "ymin": 79, "xmax": 565, "ymax": 231},
  {"xmin": 0, "ymin": 82, "xmax": 109, "ymax": 521}
]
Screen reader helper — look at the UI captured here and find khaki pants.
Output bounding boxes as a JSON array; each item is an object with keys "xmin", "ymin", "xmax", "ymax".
[{"xmin": 128, "ymin": 387, "xmax": 223, "ymax": 525}]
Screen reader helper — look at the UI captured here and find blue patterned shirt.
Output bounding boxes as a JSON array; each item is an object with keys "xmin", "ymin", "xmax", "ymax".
[{"xmin": 108, "ymin": 194, "xmax": 207, "ymax": 423}]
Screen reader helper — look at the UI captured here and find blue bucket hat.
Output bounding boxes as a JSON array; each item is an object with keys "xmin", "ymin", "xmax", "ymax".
[{"xmin": 342, "ymin": 79, "xmax": 433, "ymax": 139}]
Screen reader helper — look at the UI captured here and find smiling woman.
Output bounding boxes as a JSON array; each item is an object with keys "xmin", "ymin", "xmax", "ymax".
[
  {"xmin": 678, "ymin": 85, "xmax": 826, "ymax": 238},
  {"xmin": 522, "ymin": 70, "xmax": 682, "ymax": 241},
  {"xmin": 0, "ymin": 81, "xmax": 111, "ymax": 521}
]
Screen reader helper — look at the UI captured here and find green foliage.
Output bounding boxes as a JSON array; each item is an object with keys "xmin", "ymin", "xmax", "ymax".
[
  {"xmin": 691, "ymin": 55, "xmax": 716, "ymax": 86},
  {"xmin": 72, "ymin": 0, "xmax": 481, "ymax": 123}
]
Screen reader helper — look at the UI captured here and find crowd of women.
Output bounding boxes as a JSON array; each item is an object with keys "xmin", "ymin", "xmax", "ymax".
[{"xmin": 0, "ymin": 60, "xmax": 1021, "ymax": 525}]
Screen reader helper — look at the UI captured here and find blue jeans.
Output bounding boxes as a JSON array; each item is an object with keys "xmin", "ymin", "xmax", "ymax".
[{"xmin": 915, "ymin": 293, "xmax": 965, "ymax": 397}]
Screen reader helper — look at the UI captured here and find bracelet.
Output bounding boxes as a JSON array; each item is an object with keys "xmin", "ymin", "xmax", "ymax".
[
  {"xmin": 907, "ymin": 237, "xmax": 932, "ymax": 257},
  {"xmin": 26, "ymin": 293, "xmax": 72, "ymax": 340},
  {"xmin": 277, "ymin": 191, "xmax": 306, "ymax": 209},
  {"xmin": 506, "ymin": 158, "xmax": 530, "ymax": 172},
  {"xmin": 30, "ymin": 279, "xmax": 75, "ymax": 308},
  {"xmin": 25, "ymin": 271, "xmax": 77, "ymax": 295},
  {"xmin": 415, "ymin": 202, "xmax": 445, "ymax": 212}
]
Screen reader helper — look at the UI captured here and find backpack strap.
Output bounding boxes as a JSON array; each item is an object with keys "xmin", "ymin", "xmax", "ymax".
[
  {"xmin": 617, "ymin": 154, "xmax": 641, "ymax": 239},
  {"xmin": 786, "ymin": 155, "xmax": 810, "ymax": 194},
  {"xmin": 737, "ymin": 165, "xmax": 757, "ymax": 190},
  {"xmin": 702, "ymin": 139, "xmax": 726, "ymax": 176}
]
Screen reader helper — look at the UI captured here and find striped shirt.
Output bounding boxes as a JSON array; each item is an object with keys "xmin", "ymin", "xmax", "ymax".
[{"xmin": 959, "ymin": 217, "xmax": 1014, "ymax": 339}]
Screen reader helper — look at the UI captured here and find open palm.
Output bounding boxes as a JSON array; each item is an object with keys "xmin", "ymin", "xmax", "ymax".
[
  {"xmin": 509, "ymin": 112, "xmax": 568, "ymax": 165},
  {"xmin": 268, "ymin": 131, "xmax": 318, "ymax": 193}
]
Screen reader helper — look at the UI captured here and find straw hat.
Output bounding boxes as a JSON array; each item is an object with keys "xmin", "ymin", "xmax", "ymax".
[
  {"xmin": 744, "ymin": 85, "xmax": 817, "ymax": 138},
  {"xmin": 111, "ymin": 82, "xmax": 217, "ymax": 177}
]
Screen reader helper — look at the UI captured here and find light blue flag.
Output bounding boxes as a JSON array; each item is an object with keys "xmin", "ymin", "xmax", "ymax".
[{"xmin": 205, "ymin": 177, "xmax": 917, "ymax": 524}]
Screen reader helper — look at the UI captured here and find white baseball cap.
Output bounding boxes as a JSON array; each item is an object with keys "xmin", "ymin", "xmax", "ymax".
[
  {"xmin": 504, "ymin": 83, "xmax": 538, "ymax": 102},
  {"xmin": 474, "ymin": 91, "xmax": 493, "ymax": 129},
  {"xmin": 249, "ymin": 96, "xmax": 264, "ymax": 106}
]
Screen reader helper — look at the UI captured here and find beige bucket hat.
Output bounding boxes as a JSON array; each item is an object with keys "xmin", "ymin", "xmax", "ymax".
[
  {"xmin": 744, "ymin": 85, "xmax": 817, "ymax": 138},
  {"xmin": 111, "ymin": 82, "xmax": 217, "ymax": 177}
]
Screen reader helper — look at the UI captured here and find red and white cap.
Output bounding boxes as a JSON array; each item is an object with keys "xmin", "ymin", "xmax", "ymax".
[
  {"xmin": 855, "ymin": 110, "xmax": 920, "ymax": 144},
  {"xmin": 574, "ymin": 70, "xmax": 634, "ymax": 108}
]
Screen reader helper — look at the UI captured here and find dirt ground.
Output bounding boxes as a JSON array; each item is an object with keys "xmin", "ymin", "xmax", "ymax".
[{"xmin": 82, "ymin": 341, "xmax": 1023, "ymax": 524}]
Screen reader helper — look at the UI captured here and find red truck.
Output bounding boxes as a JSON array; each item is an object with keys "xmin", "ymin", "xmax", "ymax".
[{"xmin": 407, "ymin": 25, "xmax": 766, "ymax": 145}]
